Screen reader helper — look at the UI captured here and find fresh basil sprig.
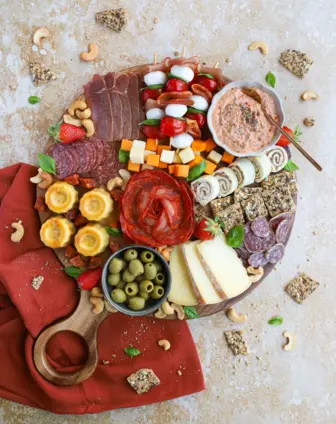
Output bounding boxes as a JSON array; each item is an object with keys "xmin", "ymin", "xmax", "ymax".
[
  {"xmin": 118, "ymin": 149, "xmax": 130, "ymax": 164},
  {"xmin": 186, "ymin": 160, "xmax": 206, "ymax": 181},
  {"xmin": 265, "ymin": 72, "xmax": 276, "ymax": 88},
  {"xmin": 29, "ymin": 96, "xmax": 41, "ymax": 104},
  {"xmin": 38, "ymin": 153, "xmax": 56, "ymax": 175},
  {"xmin": 184, "ymin": 306, "xmax": 199, "ymax": 319},
  {"xmin": 167, "ymin": 73, "xmax": 188, "ymax": 83},
  {"xmin": 187, "ymin": 106, "xmax": 205, "ymax": 115},
  {"xmin": 226, "ymin": 225, "xmax": 244, "ymax": 248},
  {"xmin": 293, "ymin": 125, "xmax": 302, "ymax": 142},
  {"xmin": 268, "ymin": 316, "xmax": 283, "ymax": 326},
  {"xmin": 64, "ymin": 266, "xmax": 83, "ymax": 278},
  {"xmin": 284, "ymin": 160, "xmax": 299, "ymax": 171},
  {"xmin": 124, "ymin": 347, "xmax": 141, "ymax": 357},
  {"xmin": 138, "ymin": 119, "xmax": 161, "ymax": 126},
  {"xmin": 105, "ymin": 226, "xmax": 122, "ymax": 236},
  {"xmin": 197, "ymin": 73, "xmax": 215, "ymax": 80}
]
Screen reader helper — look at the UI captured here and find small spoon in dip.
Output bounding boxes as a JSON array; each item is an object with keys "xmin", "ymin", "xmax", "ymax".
[{"xmin": 242, "ymin": 88, "xmax": 322, "ymax": 172}]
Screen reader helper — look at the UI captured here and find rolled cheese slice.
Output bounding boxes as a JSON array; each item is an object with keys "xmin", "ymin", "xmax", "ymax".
[
  {"xmin": 229, "ymin": 158, "xmax": 256, "ymax": 188},
  {"xmin": 266, "ymin": 146, "xmax": 288, "ymax": 172},
  {"xmin": 79, "ymin": 188, "xmax": 113, "ymax": 222},
  {"xmin": 213, "ymin": 167, "xmax": 239, "ymax": 197},
  {"xmin": 45, "ymin": 182, "xmax": 78, "ymax": 214},
  {"xmin": 190, "ymin": 175, "xmax": 220, "ymax": 206},
  {"xmin": 75, "ymin": 223, "xmax": 110, "ymax": 256},
  {"xmin": 40, "ymin": 216, "xmax": 75, "ymax": 249},
  {"xmin": 248, "ymin": 154, "xmax": 272, "ymax": 183}
]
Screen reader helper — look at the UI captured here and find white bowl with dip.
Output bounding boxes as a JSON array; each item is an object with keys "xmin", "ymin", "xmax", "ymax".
[{"xmin": 207, "ymin": 80, "xmax": 285, "ymax": 157}]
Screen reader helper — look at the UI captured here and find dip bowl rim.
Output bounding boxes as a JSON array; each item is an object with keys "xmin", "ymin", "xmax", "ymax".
[{"xmin": 207, "ymin": 80, "xmax": 285, "ymax": 157}]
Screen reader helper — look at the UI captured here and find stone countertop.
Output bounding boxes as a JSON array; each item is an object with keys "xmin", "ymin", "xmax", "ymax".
[{"xmin": 1, "ymin": 0, "xmax": 336, "ymax": 423}]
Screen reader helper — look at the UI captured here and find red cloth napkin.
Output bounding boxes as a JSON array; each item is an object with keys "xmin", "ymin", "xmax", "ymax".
[{"xmin": 0, "ymin": 163, "xmax": 205, "ymax": 414}]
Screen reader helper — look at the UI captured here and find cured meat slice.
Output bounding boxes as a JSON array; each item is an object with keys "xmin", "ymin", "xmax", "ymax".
[
  {"xmin": 248, "ymin": 252, "xmax": 268, "ymax": 268},
  {"xmin": 157, "ymin": 91, "xmax": 194, "ymax": 106},
  {"xmin": 275, "ymin": 219, "xmax": 291, "ymax": 244},
  {"xmin": 265, "ymin": 243, "xmax": 285, "ymax": 264},
  {"xmin": 105, "ymin": 72, "xmax": 121, "ymax": 141},
  {"xmin": 191, "ymin": 84, "xmax": 212, "ymax": 102},
  {"xmin": 269, "ymin": 212, "xmax": 293, "ymax": 233},
  {"xmin": 144, "ymin": 98, "xmax": 165, "ymax": 112},
  {"xmin": 197, "ymin": 65, "xmax": 226, "ymax": 88},
  {"xmin": 251, "ymin": 217, "xmax": 270, "ymax": 238},
  {"xmin": 128, "ymin": 72, "xmax": 140, "ymax": 139},
  {"xmin": 244, "ymin": 228, "xmax": 276, "ymax": 253},
  {"xmin": 136, "ymin": 71, "xmax": 146, "ymax": 126},
  {"xmin": 143, "ymin": 56, "xmax": 200, "ymax": 74},
  {"xmin": 84, "ymin": 74, "xmax": 112, "ymax": 141}
]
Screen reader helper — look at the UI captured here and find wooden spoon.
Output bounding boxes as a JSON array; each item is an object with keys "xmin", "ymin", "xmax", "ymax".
[{"xmin": 242, "ymin": 88, "xmax": 322, "ymax": 172}]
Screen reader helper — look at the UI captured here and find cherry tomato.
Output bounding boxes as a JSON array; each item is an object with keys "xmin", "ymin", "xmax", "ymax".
[
  {"xmin": 142, "ymin": 124, "xmax": 166, "ymax": 140},
  {"xmin": 185, "ymin": 112, "xmax": 206, "ymax": 128},
  {"xmin": 141, "ymin": 88, "xmax": 162, "ymax": 103},
  {"xmin": 276, "ymin": 126, "xmax": 292, "ymax": 147},
  {"xmin": 193, "ymin": 75, "xmax": 217, "ymax": 92},
  {"xmin": 159, "ymin": 116, "xmax": 187, "ymax": 137},
  {"xmin": 77, "ymin": 267, "xmax": 102, "ymax": 290},
  {"xmin": 165, "ymin": 78, "xmax": 189, "ymax": 92}
]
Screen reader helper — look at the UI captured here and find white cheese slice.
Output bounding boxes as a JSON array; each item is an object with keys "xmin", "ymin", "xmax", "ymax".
[
  {"xmin": 168, "ymin": 245, "xmax": 199, "ymax": 306},
  {"xmin": 130, "ymin": 145, "xmax": 145, "ymax": 164},
  {"xmin": 132, "ymin": 140, "xmax": 146, "ymax": 150},
  {"xmin": 160, "ymin": 149, "xmax": 175, "ymax": 164},
  {"xmin": 182, "ymin": 241, "xmax": 223, "ymax": 304},
  {"xmin": 197, "ymin": 235, "xmax": 251, "ymax": 299},
  {"xmin": 144, "ymin": 150, "xmax": 156, "ymax": 161},
  {"xmin": 179, "ymin": 147, "xmax": 195, "ymax": 164},
  {"xmin": 207, "ymin": 150, "xmax": 222, "ymax": 164}
]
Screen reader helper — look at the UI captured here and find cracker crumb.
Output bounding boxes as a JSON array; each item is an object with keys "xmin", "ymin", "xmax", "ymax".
[
  {"xmin": 102, "ymin": 360, "xmax": 110, "ymax": 365},
  {"xmin": 29, "ymin": 60, "xmax": 57, "ymax": 85},
  {"xmin": 153, "ymin": 17, "xmax": 159, "ymax": 24},
  {"xmin": 31, "ymin": 275, "xmax": 44, "ymax": 290},
  {"xmin": 224, "ymin": 330, "xmax": 248, "ymax": 356},
  {"xmin": 96, "ymin": 9, "xmax": 128, "ymax": 32},
  {"xmin": 177, "ymin": 370, "xmax": 182, "ymax": 376}
]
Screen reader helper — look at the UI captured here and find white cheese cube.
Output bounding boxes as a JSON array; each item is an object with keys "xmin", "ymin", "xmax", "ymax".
[
  {"xmin": 130, "ymin": 146, "xmax": 145, "ymax": 164},
  {"xmin": 132, "ymin": 140, "xmax": 146, "ymax": 150},
  {"xmin": 173, "ymin": 151, "xmax": 182, "ymax": 164},
  {"xmin": 207, "ymin": 150, "xmax": 222, "ymax": 164},
  {"xmin": 144, "ymin": 150, "xmax": 156, "ymax": 161},
  {"xmin": 160, "ymin": 149, "xmax": 175, "ymax": 164},
  {"xmin": 179, "ymin": 147, "xmax": 195, "ymax": 164},
  {"xmin": 141, "ymin": 164, "xmax": 154, "ymax": 170}
]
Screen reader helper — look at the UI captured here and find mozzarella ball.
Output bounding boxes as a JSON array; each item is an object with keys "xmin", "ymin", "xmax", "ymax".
[
  {"xmin": 144, "ymin": 71, "xmax": 168, "ymax": 86},
  {"xmin": 190, "ymin": 95, "xmax": 208, "ymax": 111},
  {"xmin": 165, "ymin": 104, "xmax": 187, "ymax": 118},
  {"xmin": 171, "ymin": 133, "xmax": 194, "ymax": 149},
  {"xmin": 170, "ymin": 65, "xmax": 194, "ymax": 83},
  {"xmin": 146, "ymin": 108, "xmax": 165, "ymax": 120}
]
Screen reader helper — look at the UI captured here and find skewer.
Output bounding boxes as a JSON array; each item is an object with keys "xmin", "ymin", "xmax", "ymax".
[
  {"xmin": 153, "ymin": 52, "xmax": 157, "ymax": 65},
  {"xmin": 181, "ymin": 47, "xmax": 186, "ymax": 58},
  {"xmin": 213, "ymin": 61, "xmax": 219, "ymax": 68}
]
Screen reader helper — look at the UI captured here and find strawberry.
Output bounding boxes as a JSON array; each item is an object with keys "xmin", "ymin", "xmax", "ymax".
[
  {"xmin": 194, "ymin": 216, "xmax": 224, "ymax": 240},
  {"xmin": 277, "ymin": 125, "xmax": 302, "ymax": 147},
  {"xmin": 48, "ymin": 121, "xmax": 86, "ymax": 144}
]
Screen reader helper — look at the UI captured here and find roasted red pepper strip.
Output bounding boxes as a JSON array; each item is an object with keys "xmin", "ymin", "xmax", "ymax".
[
  {"xmin": 77, "ymin": 267, "xmax": 102, "ymax": 290},
  {"xmin": 185, "ymin": 118, "xmax": 201, "ymax": 138},
  {"xmin": 191, "ymin": 84, "xmax": 213, "ymax": 102},
  {"xmin": 34, "ymin": 196, "xmax": 48, "ymax": 212},
  {"xmin": 64, "ymin": 173, "xmax": 80, "ymax": 185},
  {"xmin": 70, "ymin": 254, "xmax": 86, "ymax": 268},
  {"xmin": 65, "ymin": 245, "xmax": 78, "ymax": 259},
  {"xmin": 79, "ymin": 177, "xmax": 97, "ymax": 189}
]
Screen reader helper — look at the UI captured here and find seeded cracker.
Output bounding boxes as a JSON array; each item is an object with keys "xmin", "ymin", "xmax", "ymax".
[
  {"xmin": 285, "ymin": 273, "xmax": 319, "ymax": 304},
  {"xmin": 30, "ymin": 60, "xmax": 57, "ymax": 86},
  {"xmin": 96, "ymin": 9, "xmax": 128, "ymax": 32},
  {"xmin": 279, "ymin": 49, "xmax": 313, "ymax": 78},
  {"xmin": 31, "ymin": 276, "xmax": 44, "ymax": 290},
  {"xmin": 216, "ymin": 203, "xmax": 245, "ymax": 234},
  {"xmin": 234, "ymin": 187, "xmax": 263, "ymax": 203},
  {"xmin": 260, "ymin": 170, "xmax": 298, "ymax": 194},
  {"xmin": 210, "ymin": 195, "xmax": 233, "ymax": 216},
  {"xmin": 224, "ymin": 330, "xmax": 248, "ymax": 356},
  {"xmin": 194, "ymin": 202, "xmax": 212, "ymax": 223},
  {"xmin": 127, "ymin": 368, "xmax": 160, "ymax": 394},
  {"xmin": 241, "ymin": 193, "xmax": 268, "ymax": 221},
  {"xmin": 262, "ymin": 186, "xmax": 296, "ymax": 217}
]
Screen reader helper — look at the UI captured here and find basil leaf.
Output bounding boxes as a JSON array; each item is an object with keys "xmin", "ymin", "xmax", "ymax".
[
  {"xmin": 118, "ymin": 149, "xmax": 130, "ymax": 164},
  {"xmin": 187, "ymin": 106, "xmax": 205, "ymax": 115},
  {"xmin": 186, "ymin": 160, "xmax": 206, "ymax": 181},
  {"xmin": 138, "ymin": 119, "xmax": 161, "ymax": 126},
  {"xmin": 64, "ymin": 266, "xmax": 83, "ymax": 278},
  {"xmin": 29, "ymin": 95, "xmax": 41, "ymax": 104},
  {"xmin": 284, "ymin": 160, "xmax": 299, "ymax": 172},
  {"xmin": 294, "ymin": 125, "xmax": 302, "ymax": 142},
  {"xmin": 197, "ymin": 73, "xmax": 215, "ymax": 80},
  {"xmin": 167, "ymin": 73, "xmax": 188, "ymax": 83},
  {"xmin": 226, "ymin": 225, "xmax": 245, "ymax": 248},
  {"xmin": 124, "ymin": 347, "xmax": 141, "ymax": 357},
  {"xmin": 105, "ymin": 226, "xmax": 122, "ymax": 236},
  {"xmin": 268, "ymin": 316, "xmax": 283, "ymax": 326},
  {"xmin": 184, "ymin": 306, "xmax": 199, "ymax": 319},
  {"xmin": 38, "ymin": 153, "xmax": 56, "ymax": 175},
  {"xmin": 148, "ymin": 84, "xmax": 165, "ymax": 89},
  {"xmin": 265, "ymin": 72, "xmax": 276, "ymax": 88}
]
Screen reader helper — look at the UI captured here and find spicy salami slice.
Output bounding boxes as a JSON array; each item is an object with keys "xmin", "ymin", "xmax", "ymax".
[
  {"xmin": 157, "ymin": 91, "xmax": 194, "ymax": 106},
  {"xmin": 248, "ymin": 252, "xmax": 268, "ymax": 268},
  {"xmin": 191, "ymin": 83, "xmax": 212, "ymax": 102},
  {"xmin": 269, "ymin": 212, "xmax": 293, "ymax": 233},
  {"xmin": 251, "ymin": 216, "xmax": 270, "ymax": 238},
  {"xmin": 265, "ymin": 243, "xmax": 285, "ymax": 264},
  {"xmin": 244, "ymin": 229, "xmax": 276, "ymax": 253},
  {"xmin": 275, "ymin": 219, "xmax": 291, "ymax": 244}
]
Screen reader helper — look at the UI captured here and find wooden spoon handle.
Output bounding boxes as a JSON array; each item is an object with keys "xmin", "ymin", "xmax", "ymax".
[{"xmin": 33, "ymin": 291, "xmax": 108, "ymax": 386}]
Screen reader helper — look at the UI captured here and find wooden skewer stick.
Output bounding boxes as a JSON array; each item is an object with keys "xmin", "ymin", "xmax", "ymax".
[
  {"xmin": 153, "ymin": 52, "xmax": 157, "ymax": 65},
  {"xmin": 181, "ymin": 47, "xmax": 186, "ymax": 58},
  {"xmin": 213, "ymin": 61, "xmax": 219, "ymax": 68}
]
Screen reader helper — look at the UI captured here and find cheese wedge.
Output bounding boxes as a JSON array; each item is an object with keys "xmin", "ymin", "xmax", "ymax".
[
  {"xmin": 197, "ymin": 235, "xmax": 251, "ymax": 299},
  {"xmin": 168, "ymin": 245, "xmax": 199, "ymax": 306},
  {"xmin": 182, "ymin": 241, "xmax": 223, "ymax": 304}
]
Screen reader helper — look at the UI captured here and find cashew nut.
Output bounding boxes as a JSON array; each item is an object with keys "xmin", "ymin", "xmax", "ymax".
[
  {"xmin": 226, "ymin": 308, "xmax": 247, "ymax": 324},
  {"xmin": 157, "ymin": 246, "xmax": 167, "ymax": 254},
  {"xmin": 154, "ymin": 307, "xmax": 166, "ymax": 319},
  {"xmin": 75, "ymin": 108, "xmax": 92, "ymax": 120},
  {"xmin": 301, "ymin": 90, "xmax": 319, "ymax": 101},
  {"xmin": 30, "ymin": 168, "xmax": 43, "ymax": 184},
  {"xmin": 68, "ymin": 99, "xmax": 87, "ymax": 117},
  {"xmin": 161, "ymin": 301, "xmax": 175, "ymax": 315},
  {"xmin": 90, "ymin": 296, "xmax": 104, "ymax": 314},
  {"xmin": 161, "ymin": 247, "xmax": 173, "ymax": 262},
  {"xmin": 91, "ymin": 287, "xmax": 104, "ymax": 298},
  {"xmin": 63, "ymin": 114, "xmax": 82, "ymax": 127},
  {"xmin": 11, "ymin": 221, "xmax": 24, "ymax": 243},
  {"xmin": 33, "ymin": 27, "xmax": 50, "ymax": 47},
  {"xmin": 82, "ymin": 119, "xmax": 95, "ymax": 137},
  {"xmin": 248, "ymin": 41, "xmax": 269, "ymax": 56},
  {"xmin": 104, "ymin": 300, "xmax": 118, "ymax": 313},
  {"xmin": 118, "ymin": 169, "xmax": 131, "ymax": 190},
  {"xmin": 107, "ymin": 177, "xmax": 124, "ymax": 192},
  {"xmin": 158, "ymin": 339, "xmax": 171, "ymax": 351},
  {"xmin": 247, "ymin": 266, "xmax": 264, "ymax": 283},
  {"xmin": 37, "ymin": 171, "xmax": 53, "ymax": 189},
  {"xmin": 283, "ymin": 331, "xmax": 296, "ymax": 351},
  {"xmin": 80, "ymin": 43, "xmax": 99, "ymax": 62},
  {"xmin": 171, "ymin": 303, "xmax": 185, "ymax": 320}
]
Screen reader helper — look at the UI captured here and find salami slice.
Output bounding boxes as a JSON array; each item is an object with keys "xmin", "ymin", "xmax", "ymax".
[
  {"xmin": 269, "ymin": 212, "xmax": 293, "ymax": 233},
  {"xmin": 157, "ymin": 91, "xmax": 194, "ymax": 106},
  {"xmin": 191, "ymin": 84, "xmax": 212, "ymax": 102},
  {"xmin": 251, "ymin": 217, "xmax": 270, "ymax": 238},
  {"xmin": 265, "ymin": 243, "xmax": 285, "ymax": 264},
  {"xmin": 248, "ymin": 252, "xmax": 268, "ymax": 268},
  {"xmin": 244, "ymin": 229, "xmax": 276, "ymax": 253},
  {"xmin": 275, "ymin": 219, "xmax": 291, "ymax": 244}
]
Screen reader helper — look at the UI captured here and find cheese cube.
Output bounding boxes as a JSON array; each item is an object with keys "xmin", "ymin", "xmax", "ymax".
[
  {"xmin": 128, "ymin": 161, "xmax": 141, "ymax": 172},
  {"xmin": 173, "ymin": 151, "xmax": 182, "ymax": 164},
  {"xmin": 130, "ymin": 146, "xmax": 145, "ymax": 164},
  {"xmin": 132, "ymin": 140, "xmax": 146, "ymax": 150},
  {"xmin": 160, "ymin": 149, "xmax": 175, "ymax": 164},
  {"xmin": 146, "ymin": 154, "xmax": 160, "ymax": 167},
  {"xmin": 207, "ymin": 150, "xmax": 222, "ymax": 164},
  {"xmin": 144, "ymin": 150, "xmax": 156, "ymax": 161},
  {"xmin": 157, "ymin": 145, "xmax": 171, "ymax": 155},
  {"xmin": 121, "ymin": 139, "xmax": 133, "ymax": 151},
  {"xmin": 179, "ymin": 147, "xmax": 195, "ymax": 164}
]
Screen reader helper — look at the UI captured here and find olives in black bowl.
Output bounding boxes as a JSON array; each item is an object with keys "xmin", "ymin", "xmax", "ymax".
[{"xmin": 102, "ymin": 245, "xmax": 172, "ymax": 316}]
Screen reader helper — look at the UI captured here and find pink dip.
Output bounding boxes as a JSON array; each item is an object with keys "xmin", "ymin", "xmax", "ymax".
[{"xmin": 211, "ymin": 87, "xmax": 278, "ymax": 154}]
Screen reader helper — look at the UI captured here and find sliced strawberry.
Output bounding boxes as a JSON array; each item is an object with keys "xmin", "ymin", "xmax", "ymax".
[
  {"xmin": 48, "ymin": 122, "xmax": 86, "ymax": 144},
  {"xmin": 194, "ymin": 217, "xmax": 224, "ymax": 240}
]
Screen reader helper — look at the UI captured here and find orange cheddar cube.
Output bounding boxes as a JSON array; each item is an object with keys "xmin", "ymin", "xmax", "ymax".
[
  {"xmin": 146, "ymin": 154, "xmax": 160, "ymax": 167},
  {"xmin": 174, "ymin": 165, "xmax": 189, "ymax": 178},
  {"xmin": 222, "ymin": 151, "xmax": 235, "ymax": 164},
  {"xmin": 192, "ymin": 140, "xmax": 207, "ymax": 152},
  {"xmin": 188, "ymin": 155, "xmax": 204, "ymax": 169},
  {"xmin": 146, "ymin": 138, "xmax": 158, "ymax": 151},
  {"xmin": 168, "ymin": 165, "xmax": 176, "ymax": 174},
  {"xmin": 205, "ymin": 139, "xmax": 217, "ymax": 152},
  {"xmin": 157, "ymin": 145, "xmax": 171, "ymax": 155},
  {"xmin": 128, "ymin": 160, "xmax": 141, "ymax": 172},
  {"xmin": 121, "ymin": 139, "xmax": 133, "ymax": 151},
  {"xmin": 158, "ymin": 161, "xmax": 168, "ymax": 169},
  {"xmin": 204, "ymin": 160, "xmax": 217, "ymax": 175}
]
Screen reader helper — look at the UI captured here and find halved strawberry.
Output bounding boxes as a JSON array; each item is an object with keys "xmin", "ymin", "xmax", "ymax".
[
  {"xmin": 48, "ymin": 122, "xmax": 86, "ymax": 144},
  {"xmin": 194, "ymin": 216, "xmax": 224, "ymax": 240}
]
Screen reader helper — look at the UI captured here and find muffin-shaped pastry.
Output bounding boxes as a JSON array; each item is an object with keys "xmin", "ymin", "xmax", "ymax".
[
  {"xmin": 74, "ymin": 223, "xmax": 109, "ymax": 256},
  {"xmin": 45, "ymin": 182, "xmax": 78, "ymax": 214},
  {"xmin": 40, "ymin": 216, "xmax": 75, "ymax": 249},
  {"xmin": 79, "ymin": 188, "xmax": 113, "ymax": 222}
]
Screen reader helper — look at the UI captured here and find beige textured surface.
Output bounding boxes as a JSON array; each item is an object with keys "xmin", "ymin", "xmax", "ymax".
[{"xmin": 1, "ymin": 0, "xmax": 336, "ymax": 423}]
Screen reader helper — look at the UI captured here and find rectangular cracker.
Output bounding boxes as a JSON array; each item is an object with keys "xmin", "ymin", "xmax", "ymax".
[
  {"xmin": 210, "ymin": 195, "xmax": 233, "ymax": 216},
  {"xmin": 127, "ymin": 368, "xmax": 160, "ymax": 394},
  {"xmin": 262, "ymin": 186, "xmax": 296, "ymax": 217},
  {"xmin": 224, "ymin": 330, "xmax": 248, "ymax": 356},
  {"xmin": 194, "ymin": 202, "xmax": 212, "ymax": 224},
  {"xmin": 285, "ymin": 273, "xmax": 319, "ymax": 304},
  {"xmin": 216, "ymin": 203, "xmax": 245, "ymax": 234},
  {"xmin": 260, "ymin": 170, "xmax": 298, "ymax": 194},
  {"xmin": 279, "ymin": 49, "xmax": 313, "ymax": 78},
  {"xmin": 241, "ymin": 193, "xmax": 268, "ymax": 221},
  {"xmin": 234, "ymin": 187, "xmax": 263, "ymax": 203}
]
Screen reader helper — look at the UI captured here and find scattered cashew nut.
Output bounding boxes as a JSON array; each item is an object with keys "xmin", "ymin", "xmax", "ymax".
[
  {"xmin": 157, "ymin": 246, "xmax": 167, "ymax": 254},
  {"xmin": 154, "ymin": 307, "xmax": 166, "ymax": 319},
  {"xmin": 107, "ymin": 177, "xmax": 124, "ymax": 191},
  {"xmin": 68, "ymin": 99, "xmax": 87, "ymax": 116},
  {"xmin": 118, "ymin": 169, "xmax": 131, "ymax": 190},
  {"xmin": 301, "ymin": 90, "xmax": 319, "ymax": 101},
  {"xmin": 161, "ymin": 247, "xmax": 173, "ymax": 262},
  {"xmin": 80, "ymin": 43, "xmax": 99, "ymax": 62},
  {"xmin": 33, "ymin": 27, "xmax": 50, "ymax": 48},
  {"xmin": 90, "ymin": 296, "xmax": 104, "ymax": 314},
  {"xmin": 82, "ymin": 119, "xmax": 95, "ymax": 137},
  {"xmin": 104, "ymin": 300, "xmax": 118, "ymax": 313},
  {"xmin": 63, "ymin": 114, "xmax": 82, "ymax": 127},
  {"xmin": 248, "ymin": 40, "xmax": 269, "ymax": 56},
  {"xmin": 283, "ymin": 331, "xmax": 296, "ymax": 351},
  {"xmin": 30, "ymin": 168, "xmax": 43, "ymax": 184},
  {"xmin": 75, "ymin": 108, "xmax": 92, "ymax": 120},
  {"xmin": 226, "ymin": 307, "xmax": 247, "ymax": 324},
  {"xmin": 161, "ymin": 301, "xmax": 175, "ymax": 315},
  {"xmin": 11, "ymin": 221, "xmax": 24, "ymax": 243},
  {"xmin": 91, "ymin": 287, "xmax": 104, "ymax": 298},
  {"xmin": 158, "ymin": 339, "xmax": 171, "ymax": 351},
  {"xmin": 37, "ymin": 171, "xmax": 53, "ymax": 189},
  {"xmin": 171, "ymin": 303, "xmax": 185, "ymax": 320},
  {"xmin": 247, "ymin": 266, "xmax": 264, "ymax": 283}
]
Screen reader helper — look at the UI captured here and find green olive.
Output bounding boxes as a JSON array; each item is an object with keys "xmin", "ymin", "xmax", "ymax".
[
  {"xmin": 120, "ymin": 258, "xmax": 127, "ymax": 270},
  {"xmin": 135, "ymin": 274, "xmax": 145, "ymax": 283},
  {"xmin": 144, "ymin": 263, "xmax": 157, "ymax": 280},
  {"xmin": 152, "ymin": 260, "xmax": 163, "ymax": 272},
  {"xmin": 128, "ymin": 296, "xmax": 146, "ymax": 311},
  {"xmin": 151, "ymin": 285, "xmax": 165, "ymax": 299},
  {"xmin": 140, "ymin": 250, "xmax": 155, "ymax": 263},
  {"xmin": 139, "ymin": 279, "xmax": 154, "ymax": 293},
  {"xmin": 139, "ymin": 291, "xmax": 150, "ymax": 300},
  {"xmin": 129, "ymin": 259, "xmax": 144, "ymax": 277},
  {"xmin": 125, "ymin": 282, "xmax": 139, "ymax": 296},
  {"xmin": 111, "ymin": 288, "xmax": 126, "ymax": 303},
  {"xmin": 122, "ymin": 269, "xmax": 135, "ymax": 283},
  {"xmin": 107, "ymin": 273, "xmax": 121, "ymax": 286},
  {"xmin": 116, "ymin": 280, "xmax": 126, "ymax": 289},
  {"xmin": 154, "ymin": 272, "xmax": 165, "ymax": 285},
  {"xmin": 109, "ymin": 257, "xmax": 124, "ymax": 274},
  {"xmin": 124, "ymin": 248, "xmax": 138, "ymax": 261}
]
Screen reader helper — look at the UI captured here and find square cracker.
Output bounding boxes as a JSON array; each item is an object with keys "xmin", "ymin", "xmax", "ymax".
[
  {"xmin": 285, "ymin": 273, "xmax": 319, "ymax": 304},
  {"xmin": 216, "ymin": 203, "xmax": 245, "ymax": 234},
  {"xmin": 234, "ymin": 187, "xmax": 263, "ymax": 203},
  {"xmin": 261, "ymin": 170, "xmax": 298, "ymax": 194},
  {"xmin": 279, "ymin": 49, "xmax": 313, "ymax": 78},
  {"xmin": 262, "ymin": 186, "xmax": 296, "ymax": 217},
  {"xmin": 194, "ymin": 202, "xmax": 212, "ymax": 224},
  {"xmin": 224, "ymin": 330, "xmax": 248, "ymax": 356},
  {"xmin": 127, "ymin": 368, "xmax": 160, "ymax": 394},
  {"xmin": 210, "ymin": 196, "xmax": 233, "ymax": 217},
  {"xmin": 241, "ymin": 193, "xmax": 268, "ymax": 221}
]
